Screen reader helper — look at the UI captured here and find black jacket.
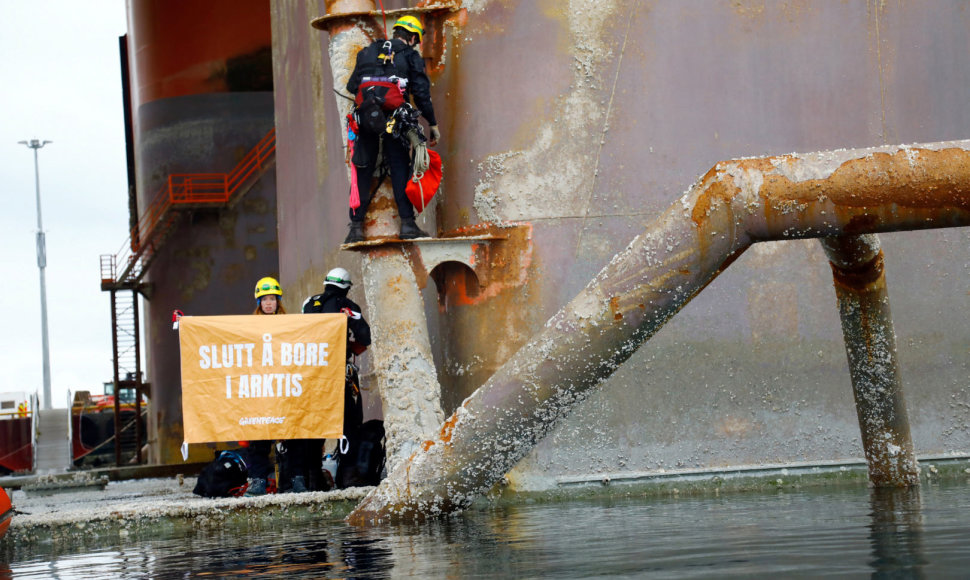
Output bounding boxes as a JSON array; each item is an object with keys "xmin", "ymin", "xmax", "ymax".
[
  {"xmin": 346, "ymin": 37, "xmax": 437, "ymax": 126},
  {"xmin": 302, "ymin": 290, "xmax": 372, "ymax": 351}
]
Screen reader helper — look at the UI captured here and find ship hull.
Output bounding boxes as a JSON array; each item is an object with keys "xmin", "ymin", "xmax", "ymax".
[{"xmin": 0, "ymin": 486, "xmax": 11, "ymax": 538}]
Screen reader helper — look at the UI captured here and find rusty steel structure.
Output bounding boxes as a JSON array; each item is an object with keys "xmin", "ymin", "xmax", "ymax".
[
  {"xmin": 347, "ymin": 141, "xmax": 970, "ymax": 523},
  {"xmin": 111, "ymin": 0, "xmax": 278, "ymax": 466},
  {"xmin": 105, "ymin": 0, "xmax": 970, "ymax": 490},
  {"xmin": 310, "ymin": 1, "xmax": 452, "ymax": 470},
  {"xmin": 265, "ymin": 0, "xmax": 970, "ymax": 523},
  {"xmin": 820, "ymin": 234, "xmax": 919, "ymax": 487}
]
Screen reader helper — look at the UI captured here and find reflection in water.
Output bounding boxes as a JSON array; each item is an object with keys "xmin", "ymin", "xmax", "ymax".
[
  {"xmin": 144, "ymin": 531, "xmax": 395, "ymax": 578},
  {"xmin": 5, "ymin": 524, "xmax": 397, "ymax": 579},
  {"xmin": 4, "ymin": 480, "xmax": 970, "ymax": 578},
  {"xmin": 868, "ymin": 487, "xmax": 926, "ymax": 579}
]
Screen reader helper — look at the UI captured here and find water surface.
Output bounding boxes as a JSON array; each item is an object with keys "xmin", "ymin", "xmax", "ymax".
[{"xmin": 4, "ymin": 481, "xmax": 969, "ymax": 578}]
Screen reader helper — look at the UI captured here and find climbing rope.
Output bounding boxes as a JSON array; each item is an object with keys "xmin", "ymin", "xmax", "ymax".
[
  {"xmin": 377, "ymin": 0, "xmax": 388, "ymax": 38},
  {"xmin": 412, "ymin": 141, "xmax": 430, "ymax": 176}
]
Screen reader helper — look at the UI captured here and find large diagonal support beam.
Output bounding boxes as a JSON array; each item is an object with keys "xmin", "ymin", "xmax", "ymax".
[{"xmin": 348, "ymin": 140, "xmax": 970, "ymax": 524}]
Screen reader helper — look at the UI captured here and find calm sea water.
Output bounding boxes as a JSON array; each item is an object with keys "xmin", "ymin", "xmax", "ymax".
[{"xmin": 4, "ymin": 480, "xmax": 969, "ymax": 578}]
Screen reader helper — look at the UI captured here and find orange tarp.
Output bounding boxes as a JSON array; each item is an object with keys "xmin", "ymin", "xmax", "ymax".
[{"xmin": 178, "ymin": 314, "xmax": 347, "ymax": 444}]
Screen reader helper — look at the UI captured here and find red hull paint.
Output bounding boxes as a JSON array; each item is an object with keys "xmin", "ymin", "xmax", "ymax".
[
  {"xmin": 0, "ymin": 418, "xmax": 32, "ymax": 474},
  {"xmin": 0, "ymin": 409, "xmax": 147, "ymax": 474},
  {"xmin": 0, "ymin": 486, "xmax": 11, "ymax": 538}
]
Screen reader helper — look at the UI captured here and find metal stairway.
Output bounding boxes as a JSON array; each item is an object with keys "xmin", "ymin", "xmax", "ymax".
[{"xmin": 101, "ymin": 127, "xmax": 277, "ymax": 289}]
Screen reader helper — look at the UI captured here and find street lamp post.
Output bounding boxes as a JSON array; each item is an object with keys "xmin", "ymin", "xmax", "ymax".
[{"xmin": 18, "ymin": 139, "xmax": 53, "ymax": 410}]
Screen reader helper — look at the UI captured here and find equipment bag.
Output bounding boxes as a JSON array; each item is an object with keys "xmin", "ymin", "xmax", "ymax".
[
  {"xmin": 193, "ymin": 449, "xmax": 248, "ymax": 498},
  {"xmin": 406, "ymin": 149, "xmax": 443, "ymax": 213},
  {"xmin": 355, "ymin": 77, "xmax": 405, "ymax": 111},
  {"xmin": 354, "ymin": 76, "xmax": 405, "ymax": 137},
  {"xmin": 336, "ymin": 419, "xmax": 386, "ymax": 488},
  {"xmin": 355, "ymin": 96, "xmax": 387, "ymax": 136}
]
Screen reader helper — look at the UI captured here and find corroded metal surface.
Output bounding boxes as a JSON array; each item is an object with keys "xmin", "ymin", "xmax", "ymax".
[
  {"xmin": 317, "ymin": 1, "xmax": 448, "ymax": 468},
  {"xmin": 348, "ymin": 141, "xmax": 970, "ymax": 523},
  {"xmin": 268, "ymin": 0, "xmax": 970, "ymax": 518},
  {"xmin": 127, "ymin": 0, "xmax": 278, "ymax": 465},
  {"xmin": 319, "ymin": 0, "xmax": 406, "ymax": 240},
  {"xmin": 360, "ymin": 246, "xmax": 445, "ymax": 471},
  {"xmin": 820, "ymin": 235, "xmax": 918, "ymax": 487}
]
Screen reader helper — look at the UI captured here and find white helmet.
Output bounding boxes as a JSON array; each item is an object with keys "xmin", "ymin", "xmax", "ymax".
[{"xmin": 324, "ymin": 267, "xmax": 352, "ymax": 289}]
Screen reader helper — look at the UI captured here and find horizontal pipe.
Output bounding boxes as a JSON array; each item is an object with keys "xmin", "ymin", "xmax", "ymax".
[{"xmin": 348, "ymin": 140, "xmax": 970, "ymax": 524}]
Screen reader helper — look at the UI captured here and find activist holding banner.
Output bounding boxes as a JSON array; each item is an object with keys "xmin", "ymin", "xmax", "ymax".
[
  {"xmin": 178, "ymin": 280, "xmax": 350, "ymax": 494},
  {"xmin": 243, "ymin": 277, "xmax": 286, "ymax": 496},
  {"xmin": 302, "ymin": 267, "xmax": 374, "ymax": 487}
]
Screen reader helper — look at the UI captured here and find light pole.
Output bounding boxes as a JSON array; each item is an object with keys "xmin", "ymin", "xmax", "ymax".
[{"xmin": 18, "ymin": 139, "xmax": 53, "ymax": 410}]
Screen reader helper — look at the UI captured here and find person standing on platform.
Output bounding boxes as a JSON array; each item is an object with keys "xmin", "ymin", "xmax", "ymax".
[
  {"xmin": 343, "ymin": 15, "xmax": 440, "ymax": 243},
  {"xmin": 301, "ymin": 268, "xmax": 372, "ymax": 487}
]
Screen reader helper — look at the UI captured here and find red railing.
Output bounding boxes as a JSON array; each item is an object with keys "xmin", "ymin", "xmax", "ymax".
[
  {"xmin": 170, "ymin": 127, "xmax": 277, "ymax": 204},
  {"xmin": 101, "ymin": 128, "xmax": 276, "ymax": 286}
]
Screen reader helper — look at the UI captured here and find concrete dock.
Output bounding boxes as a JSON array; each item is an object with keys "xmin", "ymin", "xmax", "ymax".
[{"xmin": 1, "ymin": 467, "xmax": 368, "ymax": 546}]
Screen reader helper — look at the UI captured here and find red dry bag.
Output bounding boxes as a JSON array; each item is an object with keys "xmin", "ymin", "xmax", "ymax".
[{"xmin": 406, "ymin": 150, "xmax": 442, "ymax": 213}]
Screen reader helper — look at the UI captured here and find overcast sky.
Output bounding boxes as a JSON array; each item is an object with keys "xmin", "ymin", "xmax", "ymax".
[{"xmin": 1, "ymin": 1, "xmax": 129, "ymax": 408}]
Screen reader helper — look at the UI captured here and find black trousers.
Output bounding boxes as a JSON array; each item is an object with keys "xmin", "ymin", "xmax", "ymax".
[
  {"xmin": 351, "ymin": 133, "xmax": 415, "ymax": 222},
  {"xmin": 278, "ymin": 439, "xmax": 324, "ymax": 490},
  {"xmin": 244, "ymin": 440, "xmax": 274, "ymax": 480}
]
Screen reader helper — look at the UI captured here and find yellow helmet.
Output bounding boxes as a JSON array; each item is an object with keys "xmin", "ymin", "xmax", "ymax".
[
  {"xmin": 394, "ymin": 15, "xmax": 424, "ymax": 42},
  {"xmin": 254, "ymin": 276, "xmax": 282, "ymax": 299}
]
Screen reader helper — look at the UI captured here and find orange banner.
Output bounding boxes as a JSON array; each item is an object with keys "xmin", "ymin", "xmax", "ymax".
[{"xmin": 178, "ymin": 314, "xmax": 347, "ymax": 444}]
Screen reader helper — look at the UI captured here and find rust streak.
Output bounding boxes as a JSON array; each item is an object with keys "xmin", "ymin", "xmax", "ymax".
[
  {"xmin": 609, "ymin": 296, "xmax": 621, "ymax": 320},
  {"xmin": 439, "ymin": 410, "xmax": 460, "ymax": 443},
  {"xmin": 762, "ymin": 148, "xmax": 970, "ymax": 210},
  {"xmin": 829, "ymin": 250, "xmax": 886, "ymax": 290}
]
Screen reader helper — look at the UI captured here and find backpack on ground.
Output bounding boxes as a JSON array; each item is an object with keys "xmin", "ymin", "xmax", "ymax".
[
  {"xmin": 336, "ymin": 419, "xmax": 385, "ymax": 488},
  {"xmin": 193, "ymin": 449, "xmax": 248, "ymax": 498}
]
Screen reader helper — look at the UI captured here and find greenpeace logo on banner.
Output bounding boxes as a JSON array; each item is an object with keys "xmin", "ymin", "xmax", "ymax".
[
  {"xmin": 178, "ymin": 314, "xmax": 348, "ymax": 445},
  {"xmin": 239, "ymin": 416, "xmax": 286, "ymax": 426}
]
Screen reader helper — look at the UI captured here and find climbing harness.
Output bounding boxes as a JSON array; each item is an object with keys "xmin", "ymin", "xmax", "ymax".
[
  {"xmin": 386, "ymin": 102, "xmax": 421, "ymax": 140},
  {"xmin": 355, "ymin": 75, "xmax": 406, "ymax": 111},
  {"xmin": 345, "ymin": 6, "xmax": 439, "ymax": 213}
]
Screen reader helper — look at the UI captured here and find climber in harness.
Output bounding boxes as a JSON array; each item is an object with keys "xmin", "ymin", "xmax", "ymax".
[
  {"xmin": 302, "ymin": 268, "xmax": 377, "ymax": 487},
  {"xmin": 344, "ymin": 15, "xmax": 440, "ymax": 244}
]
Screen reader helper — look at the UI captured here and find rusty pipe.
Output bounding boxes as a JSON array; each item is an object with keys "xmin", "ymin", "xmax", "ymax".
[
  {"xmin": 348, "ymin": 140, "xmax": 970, "ymax": 524},
  {"xmin": 316, "ymin": 4, "xmax": 445, "ymax": 468},
  {"xmin": 820, "ymin": 234, "xmax": 919, "ymax": 487},
  {"xmin": 320, "ymin": 0, "xmax": 377, "ymax": 103},
  {"xmin": 319, "ymin": 0, "xmax": 413, "ymax": 238},
  {"xmin": 360, "ymin": 246, "xmax": 445, "ymax": 472}
]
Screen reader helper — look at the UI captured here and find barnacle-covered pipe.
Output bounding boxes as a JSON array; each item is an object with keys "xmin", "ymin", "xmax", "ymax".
[
  {"xmin": 821, "ymin": 234, "xmax": 919, "ymax": 486},
  {"xmin": 349, "ymin": 140, "xmax": 970, "ymax": 524}
]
